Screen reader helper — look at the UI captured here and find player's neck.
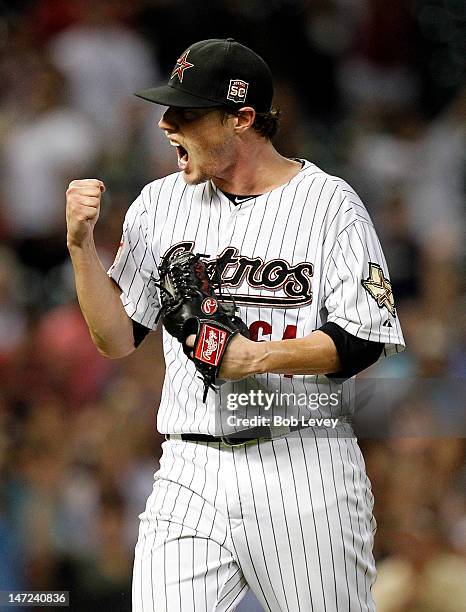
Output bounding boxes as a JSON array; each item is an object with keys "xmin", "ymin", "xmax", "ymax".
[{"xmin": 211, "ymin": 141, "xmax": 302, "ymax": 196}]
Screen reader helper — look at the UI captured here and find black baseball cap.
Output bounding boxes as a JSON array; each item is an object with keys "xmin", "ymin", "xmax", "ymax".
[{"xmin": 135, "ymin": 38, "xmax": 273, "ymax": 113}]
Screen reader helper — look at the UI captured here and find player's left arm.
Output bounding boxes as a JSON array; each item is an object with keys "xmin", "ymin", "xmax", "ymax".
[
  {"xmin": 213, "ymin": 329, "xmax": 341, "ymax": 378},
  {"xmin": 201, "ymin": 327, "xmax": 382, "ymax": 380}
]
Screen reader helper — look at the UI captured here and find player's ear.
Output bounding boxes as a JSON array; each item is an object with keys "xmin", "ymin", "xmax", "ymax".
[{"xmin": 234, "ymin": 107, "xmax": 255, "ymax": 134}]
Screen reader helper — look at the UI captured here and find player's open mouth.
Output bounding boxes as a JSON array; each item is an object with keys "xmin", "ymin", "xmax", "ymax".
[{"xmin": 176, "ymin": 145, "xmax": 189, "ymax": 171}]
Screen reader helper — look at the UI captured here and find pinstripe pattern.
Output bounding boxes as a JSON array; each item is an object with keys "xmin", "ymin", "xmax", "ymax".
[
  {"xmin": 133, "ymin": 434, "xmax": 376, "ymax": 611},
  {"xmin": 107, "ymin": 161, "xmax": 404, "ymax": 610},
  {"xmin": 108, "ymin": 163, "xmax": 405, "ymax": 434}
]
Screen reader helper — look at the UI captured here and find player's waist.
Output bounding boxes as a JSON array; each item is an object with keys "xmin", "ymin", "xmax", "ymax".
[
  {"xmin": 166, "ymin": 417, "xmax": 353, "ymax": 447},
  {"xmin": 167, "ymin": 423, "xmax": 292, "ymax": 447}
]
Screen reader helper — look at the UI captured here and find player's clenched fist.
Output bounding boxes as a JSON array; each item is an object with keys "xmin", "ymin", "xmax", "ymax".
[{"xmin": 66, "ymin": 179, "xmax": 106, "ymax": 248}]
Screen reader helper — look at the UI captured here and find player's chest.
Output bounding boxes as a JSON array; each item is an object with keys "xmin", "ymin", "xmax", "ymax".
[
  {"xmin": 154, "ymin": 195, "xmax": 325, "ymax": 313},
  {"xmin": 156, "ymin": 194, "xmax": 321, "ymax": 269}
]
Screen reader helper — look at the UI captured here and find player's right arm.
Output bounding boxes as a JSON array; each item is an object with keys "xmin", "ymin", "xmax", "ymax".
[{"xmin": 66, "ymin": 179, "xmax": 136, "ymax": 359}]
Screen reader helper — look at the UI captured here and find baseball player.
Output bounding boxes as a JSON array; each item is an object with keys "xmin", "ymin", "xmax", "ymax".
[{"xmin": 66, "ymin": 39, "xmax": 405, "ymax": 612}]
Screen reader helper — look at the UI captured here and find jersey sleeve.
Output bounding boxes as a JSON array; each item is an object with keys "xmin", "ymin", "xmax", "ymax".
[
  {"xmin": 324, "ymin": 219, "xmax": 405, "ymax": 356},
  {"xmin": 107, "ymin": 193, "xmax": 160, "ymax": 330}
]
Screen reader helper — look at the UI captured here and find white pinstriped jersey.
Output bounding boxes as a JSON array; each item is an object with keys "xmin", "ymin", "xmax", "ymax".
[{"xmin": 108, "ymin": 160, "xmax": 405, "ymax": 435}]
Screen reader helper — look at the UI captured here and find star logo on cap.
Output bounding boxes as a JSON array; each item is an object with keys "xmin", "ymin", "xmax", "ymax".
[
  {"xmin": 170, "ymin": 50, "xmax": 194, "ymax": 83},
  {"xmin": 362, "ymin": 263, "xmax": 396, "ymax": 317}
]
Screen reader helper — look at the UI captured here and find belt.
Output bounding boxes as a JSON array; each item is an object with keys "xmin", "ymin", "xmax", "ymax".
[{"xmin": 166, "ymin": 424, "xmax": 301, "ymax": 447}]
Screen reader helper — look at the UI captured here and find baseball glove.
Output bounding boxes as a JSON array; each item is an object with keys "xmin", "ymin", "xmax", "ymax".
[{"xmin": 155, "ymin": 251, "xmax": 249, "ymax": 401}]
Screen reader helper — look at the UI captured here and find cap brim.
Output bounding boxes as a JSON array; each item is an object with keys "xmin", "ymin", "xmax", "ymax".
[{"xmin": 134, "ymin": 84, "xmax": 221, "ymax": 108}]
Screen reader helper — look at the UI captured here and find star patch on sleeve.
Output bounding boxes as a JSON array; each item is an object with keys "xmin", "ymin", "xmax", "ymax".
[{"xmin": 361, "ymin": 262, "xmax": 396, "ymax": 317}]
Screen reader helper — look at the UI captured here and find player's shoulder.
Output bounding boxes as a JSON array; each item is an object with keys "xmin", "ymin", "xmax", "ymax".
[
  {"xmin": 139, "ymin": 171, "xmax": 185, "ymax": 206},
  {"xmin": 299, "ymin": 160, "xmax": 373, "ymax": 225},
  {"xmin": 298, "ymin": 160, "xmax": 346, "ymax": 195},
  {"xmin": 299, "ymin": 159, "xmax": 357, "ymax": 193},
  {"xmin": 120, "ymin": 172, "xmax": 181, "ymax": 229}
]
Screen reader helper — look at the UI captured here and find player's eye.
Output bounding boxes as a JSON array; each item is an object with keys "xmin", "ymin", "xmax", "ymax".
[
  {"xmin": 178, "ymin": 108, "xmax": 218, "ymax": 123},
  {"xmin": 182, "ymin": 109, "xmax": 213, "ymax": 122},
  {"xmin": 182, "ymin": 109, "xmax": 200, "ymax": 121}
]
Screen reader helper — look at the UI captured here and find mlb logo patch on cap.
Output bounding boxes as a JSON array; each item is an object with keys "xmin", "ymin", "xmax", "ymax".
[{"xmin": 227, "ymin": 79, "xmax": 249, "ymax": 103}]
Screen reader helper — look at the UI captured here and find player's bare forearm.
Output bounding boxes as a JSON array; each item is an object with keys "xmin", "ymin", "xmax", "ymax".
[
  {"xmin": 251, "ymin": 331, "xmax": 340, "ymax": 376},
  {"xmin": 66, "ymin": 178, "xmax": 135, "ymax": 359},
  {"xmin": 188, "ymin": 331, "xmax": 340, "ymax": 380},
  {"xmin": 68, "ymin": 240, "xmax": 135, "ymax": 358}
]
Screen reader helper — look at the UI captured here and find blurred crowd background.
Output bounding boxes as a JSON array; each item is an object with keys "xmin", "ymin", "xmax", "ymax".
[{"xmin": 0, "ymin": 0, "xmax": 464, "ymax": 610}]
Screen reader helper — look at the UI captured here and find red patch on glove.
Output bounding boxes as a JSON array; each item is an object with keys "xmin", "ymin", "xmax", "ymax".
[{"xmin": 195, "ymin": 324, "xmax": 227, "ymax": 366}]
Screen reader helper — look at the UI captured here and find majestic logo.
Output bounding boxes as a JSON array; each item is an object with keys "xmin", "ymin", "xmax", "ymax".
[
  {"xmin": 201, "ymin": 298, "xmax": 218, "ymax": 315},
  {"xmin": 227, "ymin": 79, "xmax": 249, "ymax": 103},
  {"xmin": 163, "ymin": 242, "xmax": 313, "ymax": 308},
  {"xmin": 195, "ymin": 324, "xmax": 227, "ymax": 365},
  {"xmin": 170, "ymin": 50, "xmax": 194, "ymax": 82},
  {"xmin": 362, "ymin": 262, "xmax": 396, "ymax": 317}
]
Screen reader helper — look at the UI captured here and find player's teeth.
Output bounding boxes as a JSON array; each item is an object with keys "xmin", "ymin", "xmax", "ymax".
[{"xmin": 177, "ymin": 145, "xmax": 188, "ymax": 170}]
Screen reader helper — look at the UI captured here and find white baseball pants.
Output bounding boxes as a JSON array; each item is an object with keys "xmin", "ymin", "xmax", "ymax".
[{"xmin": 132, "ymin": 432, "xmax": 376, "ymax": 611}]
